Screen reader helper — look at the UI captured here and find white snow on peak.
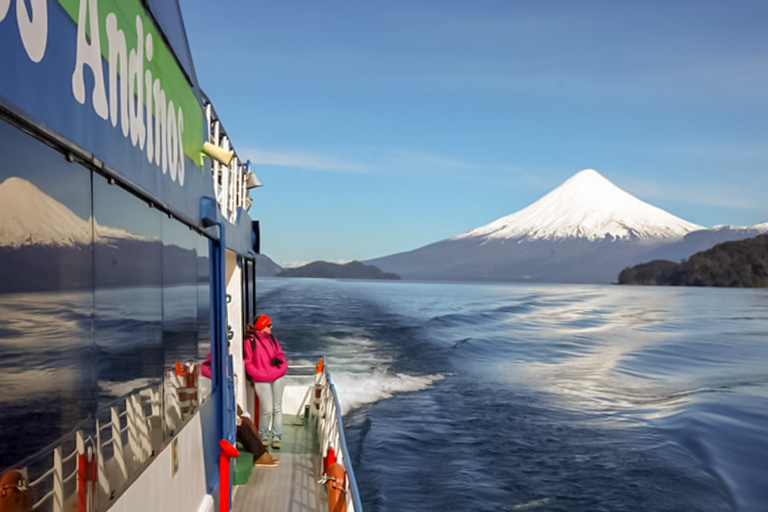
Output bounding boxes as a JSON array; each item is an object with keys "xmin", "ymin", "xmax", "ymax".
[
  {"xmin": 0, "ymin": 177, "xmax": 141, "ymax": 248},
  {"xmin": 456, "ymin": 169, "xmax": 704, "ymax": 242},
  {"xmin": 752, "ymin": 222, "xmax": 768, "ymax": 232}
]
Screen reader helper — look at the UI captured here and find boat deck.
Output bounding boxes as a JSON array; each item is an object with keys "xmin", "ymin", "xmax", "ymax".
[{"xmin": 233, "ymin": 414, "xmax": 325, "ymax": 512}]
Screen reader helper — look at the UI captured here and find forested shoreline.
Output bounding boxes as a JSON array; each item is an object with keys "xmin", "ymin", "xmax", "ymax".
[{"xmin": 619, "ymin": 235, "xmax": 768, "ymax": 287}]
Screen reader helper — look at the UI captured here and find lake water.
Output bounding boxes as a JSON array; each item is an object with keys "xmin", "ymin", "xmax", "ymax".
[
  {"xmin": 2, "ymin": 278, "xmax": 766, "ymax": 511},
  {"xmin": 259, "ymin": 278, "xmax": 768, "ymax": 512}
]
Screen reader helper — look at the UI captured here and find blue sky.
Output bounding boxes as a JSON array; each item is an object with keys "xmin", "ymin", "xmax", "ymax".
[{"xmin": 179, "ymin": 0, "xmax": 768, "ymax": 267}]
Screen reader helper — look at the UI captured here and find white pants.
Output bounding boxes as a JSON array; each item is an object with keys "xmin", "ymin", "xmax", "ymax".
[{"xmin": 253, "ymin": 376, "xmax": 285, "ymax": 440}]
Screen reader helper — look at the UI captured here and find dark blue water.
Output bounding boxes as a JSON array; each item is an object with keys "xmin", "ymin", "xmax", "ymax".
[{"xmin": 259, "ymin": 278, "xmax": 768, "ymax": 512}]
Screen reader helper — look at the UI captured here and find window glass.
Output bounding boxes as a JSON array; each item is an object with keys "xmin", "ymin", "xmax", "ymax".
[
  {"xmin": 162, "ymin": 217, "xmax": 200, "ymax": 435},
  {"xmin": 197, "ymin": 236, "xmax": 212, "ymax": 400},
  {"xmin": 0, "ymin": 119, "xmax": 95, "ymax": 470},
  {"xmin": 92, "ymin": 177, "xmax": 163, "ymax": 438}
]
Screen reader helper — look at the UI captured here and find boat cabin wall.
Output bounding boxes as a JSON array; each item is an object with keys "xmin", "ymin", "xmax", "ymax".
[
  {"xmin": 0, "ymin": 0, "xmax": 258, "ymax": 247},
  {"xmin": 225, "ymin": 251, "xmax": 247, "ymax": 415}
]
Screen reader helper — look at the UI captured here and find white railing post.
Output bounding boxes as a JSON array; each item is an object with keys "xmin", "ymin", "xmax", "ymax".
[
  {"xmin": 75, "ymin": 430, "xmax": 88, "ymax": 512},
  {"xmin": 86, "ymin": 445, "xmax": 95, "ymax": 512},
  {"xmin": 134, "ymin": 393, "xmax": 150, "ymax": 461},
  {"xmin": 151, "ymin": 385, "xmax": 162, "ymax": 418},
  {"xmin": 220, "ymin": 136, "xmax": 230, "ymax": 218},
  {"xmin": 151, "ymin": 384, "xmax": 163, "ymax": 454},
  {"xmin": 111, "ymin": 406, "xmax": 128, "ymax": 482},
  {"xmin": 95, "ymin": 418, "xmax": 109, "ymax": 510},
  {"xmin": 52, "ymin": 445, "xmax": 63, "ymax": 512},
  {"xmin": 213, "ymin": 120, "xmax": 222, "ymax": 204},
  {"xmin": 139, "ymin": 392, "xmax": 148, "ymax": 460},
  {"xmin": 126, "ymin": 393, "xmax": 141, "ymax": 467},
  {"xmin": 238, "ymin": 159, "xmax": 244, "ymax": 209},
  {"xmin": 229, "ymin": 155, "xmax": 238, "ymax": 218}
]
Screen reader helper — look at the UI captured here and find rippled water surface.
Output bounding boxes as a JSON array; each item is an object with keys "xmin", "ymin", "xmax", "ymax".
[{"xmin": 260, "ymin": 278, "xmax": 768, "ymax": 512}]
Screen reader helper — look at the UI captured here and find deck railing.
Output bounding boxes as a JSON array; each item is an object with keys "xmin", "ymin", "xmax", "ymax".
[
  {"xmin": 7, "ymin": 367, "xmax": 202, "ymax": 512},
  {"xmin": 289, "ymin": 355, "xmax": 364, "ymax": 512},
  {"xmin": 204, "ymin": 102, "xmax": 250, "ymax": 224}
]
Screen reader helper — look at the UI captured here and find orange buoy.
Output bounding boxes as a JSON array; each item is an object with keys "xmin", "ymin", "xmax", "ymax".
[
  {"xmin": 326, "ymin": 462, "xmax": 346, "ymax": 512},
  {"xmin": 0, "ymin": 469, "xmax": 31, "ymax": 512},
  {"xmin": 315, "ymin": 358, "xmax": 324, "ymax": 374}
]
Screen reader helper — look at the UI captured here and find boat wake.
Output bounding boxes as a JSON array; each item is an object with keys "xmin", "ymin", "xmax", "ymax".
[{"xmin": 331, "ymin": 369, "xmax": 444, "ymax": 414}]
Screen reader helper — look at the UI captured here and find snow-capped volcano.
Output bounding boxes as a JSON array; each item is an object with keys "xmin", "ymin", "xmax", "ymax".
[
  {"xmin": 0, "ymin": 177, "xmax": 140, "ymax": 248},
  {"xmin": 366, "ymin": 168, "xmax": 714, "ymax": 283},
  {"xmin": 457, "ymin": 169, "xmax": 703, "ymax": 242}
]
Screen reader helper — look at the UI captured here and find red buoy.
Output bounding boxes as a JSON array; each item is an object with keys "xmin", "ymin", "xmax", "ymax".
[{"xmin": 323, "ymin": 448, "xmax": 336, "ymax": 474}]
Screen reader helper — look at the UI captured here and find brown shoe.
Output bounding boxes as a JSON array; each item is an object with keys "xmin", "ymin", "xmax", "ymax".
[
  {"xmin": 254, "ymin": 452, "xmax": 278, "ymax": 468},
  {"xmin": 272, "ymin": 440, "xmax": 281, "ymax": 449}
]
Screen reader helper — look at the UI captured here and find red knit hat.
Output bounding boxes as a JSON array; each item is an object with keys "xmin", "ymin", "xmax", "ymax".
[{"xmin": 254, "ymin": 315, "xmax": 271, "ymax": 330}]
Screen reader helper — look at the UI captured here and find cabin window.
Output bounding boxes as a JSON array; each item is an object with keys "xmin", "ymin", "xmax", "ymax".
[
  {"xmin": 0, "ymin": 117, "xmax": 96, "ymax": 469},
  {"xmin": 0, "ymin": 117, "xmax": 216, "ymax": 507}
]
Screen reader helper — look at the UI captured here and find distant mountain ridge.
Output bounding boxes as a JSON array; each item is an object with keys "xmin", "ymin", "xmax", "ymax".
[
  {"xmin": 278, "ymin": 261, "xmax": 400, "ymax": 280},
  {"xmin": 255, "ymin": 254, "xmax": 282, "ymax": 276},
  {"xmin": 368, "ymin": 169, "xmax": 766, "ymax": 284}
]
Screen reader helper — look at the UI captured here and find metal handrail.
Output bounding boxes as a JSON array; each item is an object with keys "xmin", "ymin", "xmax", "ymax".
[
  {"xmin": 30, "ymin": 489, "xmax": 54, "ymax": 510},
  {"xmin": 327, "ymin": 371, "xmax": 364, "ymax": 512},
  {"xmin": 284, "ymin": 353, "xmax": 363, "ymax": 510},
  {"xmin": 27, "ymin": 466, "xmax": 54, "ymax": 488},
  {"xmin": 62, "ymin": 448, "xmax": 78, "ymax": 465},
  {"xmin": 10, "ymin": 379, "xmax": 165, "ymax": 512}
]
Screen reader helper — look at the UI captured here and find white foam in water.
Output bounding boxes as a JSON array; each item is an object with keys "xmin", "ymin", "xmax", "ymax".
[{"xmin": 331, "ymin": 368, "xmax": 444, "ymax": 414}]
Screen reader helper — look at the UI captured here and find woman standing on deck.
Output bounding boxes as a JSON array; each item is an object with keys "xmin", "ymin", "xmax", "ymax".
[{"xmin": 245, "ymin": 315, "xmax": 287, "ymax": 448}]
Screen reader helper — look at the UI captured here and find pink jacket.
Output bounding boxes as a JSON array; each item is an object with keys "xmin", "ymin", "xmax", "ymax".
[
  {"xmin": 244, "ymin": 331, "xmax": 287, "ymax": 383},
  {"xmin": 200, "ymin": 353, "xmax": 212, "ymax": 378}
]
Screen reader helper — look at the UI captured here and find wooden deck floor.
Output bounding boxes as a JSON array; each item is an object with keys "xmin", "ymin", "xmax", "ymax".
[{"xmin": 232, "ymin": 414, "xmax": 325, "ymax": 512}]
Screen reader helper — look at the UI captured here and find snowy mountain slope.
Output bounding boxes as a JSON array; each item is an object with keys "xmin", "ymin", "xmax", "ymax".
[
  {"xmin": 0, "ymin": 177, "xmax": 140, "ymax": 248},
  {"xmin": 456, "ymin": 169, "xmax": 703, "ymax": 242},
  {"xmin": 367, "ymin": 169, "xmax": 710, "ymax": 283}
]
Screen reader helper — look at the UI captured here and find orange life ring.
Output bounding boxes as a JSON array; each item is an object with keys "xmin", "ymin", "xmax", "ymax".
[
  {"xmin": 0, "ymin": 469, "xmax": 31, "ymax": 512},
  {"xmin": 326, "ymin": 462, "xmax": 346, "ymax": 512}
]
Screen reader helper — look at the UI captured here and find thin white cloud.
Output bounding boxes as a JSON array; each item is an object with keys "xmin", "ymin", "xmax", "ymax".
[
  {"xmin": 243, "ymin": 149, "xmax": 367, "ymax": 173},
  {"xmin": 369, "ymin": 149, "xmax": 477, "ymax": 177},
  {"xmin": 244, "ymin": 147, "xmax": 482, "ymax": 178},
  {"xmin": 662, "ymin": 140, "xmax": 768, "ymax": 163},
  {"xmin": 621, "ymin": 177, "xmax": 765, "ymax": 211}
]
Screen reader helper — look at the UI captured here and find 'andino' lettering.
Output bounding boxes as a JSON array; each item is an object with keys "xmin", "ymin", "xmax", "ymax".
[
  {"xmin": 72, "ymin": 0, "xmax": 185, "ymax": 185},
  {"xmin": 2, "ymin": 0, "xmax": 187, "ymax": 186}
]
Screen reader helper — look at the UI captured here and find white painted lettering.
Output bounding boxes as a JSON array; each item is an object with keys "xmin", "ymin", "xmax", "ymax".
[
  {"xmin": 72, "ymin": 0, "xmax": 108, "ymax": 119},
  {"xmin": 16, "ymin": 0, "xmax": 47, "ymax": 63},
  {"xmin": 177, "ymin": 106, "xmax": 185, "ymax": 186},
  {"xmin": 2, "ymin": 0, "xmax": 193, "ymax": 186},
  {"xmin": 128, "ymin": 15, "xmax": 145, "ymax": 149},
  {"xmin": 144, "ymin": 33, "xmax": 154, "ymax": 162},
  {"xmin": 105, "ymin": 13, "xmax": 129, "ymax": 136},
  {"xmin": 153, "ymin": 79, "xmax": 167, "ymax": 172},
  {"xmin": 167, "ymin": 100, "xmax": 178, "ymax": 181},
  {"xmin": 0, "ymin": 0, "xmax": 11, "ymax": 22}
]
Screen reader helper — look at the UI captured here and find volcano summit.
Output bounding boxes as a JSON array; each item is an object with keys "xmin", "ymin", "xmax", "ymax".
[{"xmin": 367, "ymin": 169, "xmax": 705, "ymax": 283}]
